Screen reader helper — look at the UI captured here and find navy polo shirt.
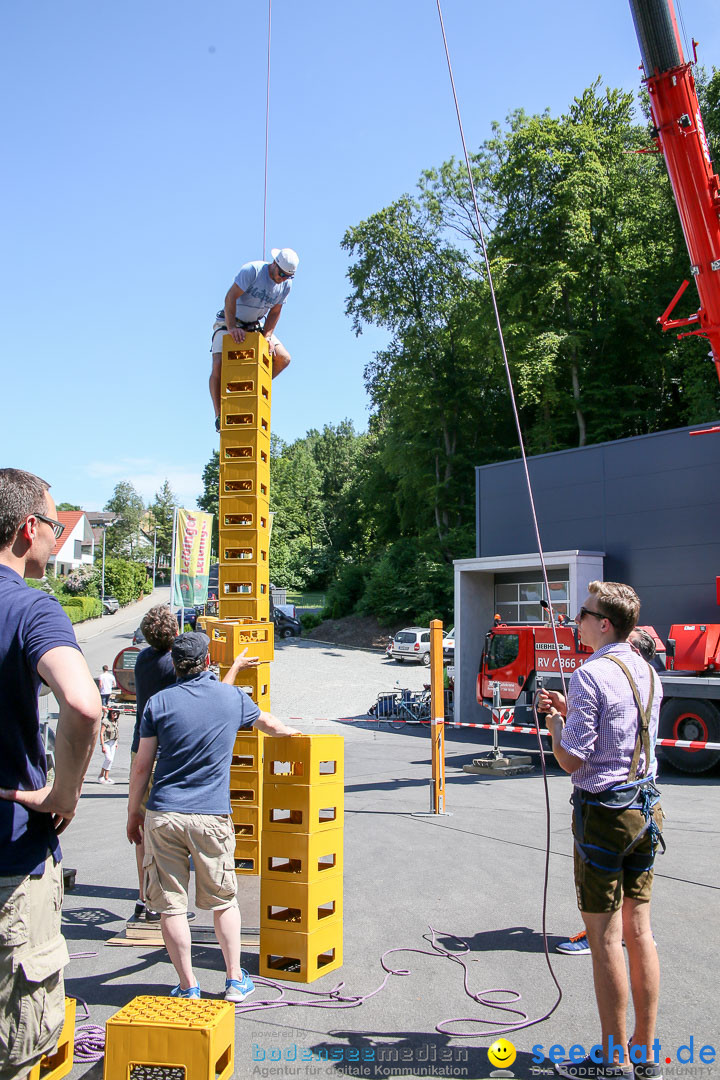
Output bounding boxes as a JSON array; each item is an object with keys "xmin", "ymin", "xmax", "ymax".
[
  {"xmin": 0, "ymin": 564, "xmax": 80, "ymax": 875},
  {"xmin": 131, "ymin": 646, "xmax": 176, "ymax": 753},
  {"xmin": 140, "ymin": 669, "xmax": 260, "ymax": 814}
]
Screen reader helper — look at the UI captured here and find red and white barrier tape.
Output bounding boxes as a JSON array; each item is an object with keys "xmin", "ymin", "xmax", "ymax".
[{"xmin": 289, "ymin": 714, "xmax": 720, "ymax": 751}]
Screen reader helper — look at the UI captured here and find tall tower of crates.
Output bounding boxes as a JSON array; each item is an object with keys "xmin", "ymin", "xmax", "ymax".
[{"xmin": 203, "ymin": 331, "xmax": 274, "ymax": 875}]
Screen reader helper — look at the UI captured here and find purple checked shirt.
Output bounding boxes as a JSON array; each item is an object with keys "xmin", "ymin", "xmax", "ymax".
[{"xmin": 561, "ymin": 642, "xmax": 662, "ymax": 793}]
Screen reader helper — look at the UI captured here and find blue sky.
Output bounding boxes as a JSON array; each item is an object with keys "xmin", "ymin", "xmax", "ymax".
[{"xmin": 2, "ymin": 0, "xmax": 718, "ymax": 511}]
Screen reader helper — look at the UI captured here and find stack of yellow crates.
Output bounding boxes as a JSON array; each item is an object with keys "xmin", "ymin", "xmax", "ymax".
[
  {"xmin": 208, "ymin": 331, "xmax": 274, "ymax": 875},
  {"xmin": 259, "ymin": 735, "xmax": 344, "ymax": 982}
]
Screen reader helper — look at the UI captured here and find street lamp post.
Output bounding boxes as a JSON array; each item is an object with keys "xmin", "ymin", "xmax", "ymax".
[{"xmin": 99, "ymin": 518, "xmax": 118, "ymax": 610}]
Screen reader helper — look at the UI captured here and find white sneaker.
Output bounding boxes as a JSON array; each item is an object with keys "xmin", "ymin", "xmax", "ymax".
[
  {"xmin": 104, "ymin": 777, "xmax": 115, "ymax": 784},
  {"xmin": 98, "ymin": 776, "xmax": 107, "ymax": 784}
]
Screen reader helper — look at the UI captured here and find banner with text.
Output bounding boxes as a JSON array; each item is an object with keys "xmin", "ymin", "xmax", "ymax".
[{"xmin": 172, "ymin": 509, "xmax": 214, "ymax": 608}]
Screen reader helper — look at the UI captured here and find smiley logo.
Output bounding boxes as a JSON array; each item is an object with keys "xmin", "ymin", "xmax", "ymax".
[{"xmin": 488, "ymin": 1039, "xmax": 517, "ymax": 1069}]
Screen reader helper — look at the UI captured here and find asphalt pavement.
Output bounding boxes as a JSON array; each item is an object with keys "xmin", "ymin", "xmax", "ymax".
[{"xmin": 49, "ymin": 619, "xmax": 719, "ymax": 1079}]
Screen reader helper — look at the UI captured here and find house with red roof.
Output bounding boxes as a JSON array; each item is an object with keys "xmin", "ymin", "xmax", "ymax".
[{"xmin": 47, "ymin": 511, "xmax": 95, "ymax": 576}]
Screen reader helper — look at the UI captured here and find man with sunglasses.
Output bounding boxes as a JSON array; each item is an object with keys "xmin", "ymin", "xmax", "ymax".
[
  {"xmin": 538, "ymin": 582, "xmax": 664, "ymax": 1080},
  {"xmin": 210, "ymin": 247, "xmax": 299, "ymax": 432},
  {"xmin": 0, "ymin": 468, "xmax": 102, "ymax": 1080}
]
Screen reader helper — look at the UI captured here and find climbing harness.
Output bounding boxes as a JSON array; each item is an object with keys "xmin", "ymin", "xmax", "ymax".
[{"xmin": 572, "ymin": 656, "xmax": 666, "ymax": 875}]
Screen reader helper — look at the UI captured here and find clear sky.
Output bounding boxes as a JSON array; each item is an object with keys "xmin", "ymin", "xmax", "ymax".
[{"xmin": 2, "ymin": 0, "xmax": 718, "ymax": 511}]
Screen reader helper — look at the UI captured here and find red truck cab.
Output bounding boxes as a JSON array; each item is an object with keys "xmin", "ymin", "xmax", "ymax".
[{"xmin": 477, "ymin": 624, "xmax": 592, "ymax": 706}]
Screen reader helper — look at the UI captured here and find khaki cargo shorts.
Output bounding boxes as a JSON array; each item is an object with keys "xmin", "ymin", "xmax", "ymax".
[
  {"xmin": 143, "ymin": 811, "xmax": 238, "ymax": 915},
  {"xmin": 573, "ymin": 800, "xmax": 664, "ymax": 913},
  {"xmin": 0, "ymin": 856, "xmax": 68, "ymax": 1080}
]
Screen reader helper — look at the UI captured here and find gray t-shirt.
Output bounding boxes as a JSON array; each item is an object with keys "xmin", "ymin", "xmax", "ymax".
[
  {"xmin": 140, "ymin": 670, "xmax": 260, "ymax": 814},
  {"xmin": 216, "ymin": 260, "xmax": 292, "ymax": 324}
]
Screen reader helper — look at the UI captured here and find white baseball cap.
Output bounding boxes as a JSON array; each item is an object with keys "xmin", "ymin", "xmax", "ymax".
[{"xmin": 271, "ymin": 248, "xmax": 299, "ymax": 276}]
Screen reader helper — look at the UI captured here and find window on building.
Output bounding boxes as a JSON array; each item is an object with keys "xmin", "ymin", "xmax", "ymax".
[
  {"xmin": 494, "ymin": 579, "xmax": 568, "ymax": 624},
  {"xmin": 74, "ymin": 540, "xmax": 82, "ymax": 559}
]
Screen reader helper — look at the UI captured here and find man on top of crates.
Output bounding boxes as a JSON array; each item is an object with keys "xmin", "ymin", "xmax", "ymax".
[
  {"xmin": 210, "ymin": 247, "xmax": 299, "ymax": 432},
  {"xmin": 127, "ymin": 631, "xmax": 300, "ymax": 1002},
  {"xmin": 0, "ymin": 468, "xmax": 102, "ymax": 1080}
]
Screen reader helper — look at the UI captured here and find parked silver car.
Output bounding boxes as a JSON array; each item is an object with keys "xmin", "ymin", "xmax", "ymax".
[{"xmin": 391, "ymin": 627, "xmax": 431, "ymax": 666}]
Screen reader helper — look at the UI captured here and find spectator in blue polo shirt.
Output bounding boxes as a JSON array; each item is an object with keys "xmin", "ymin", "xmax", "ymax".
[
  {"xmin": 127, "ymin": 632, "xmax": 299, "ymax": 1002},
  {"xmin": 0, "ymin": 468, "xmax": 102, "ymax": 1080}
]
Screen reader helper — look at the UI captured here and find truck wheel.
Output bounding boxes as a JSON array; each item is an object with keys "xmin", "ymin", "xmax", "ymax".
[{"xmin": 658, "ymin": 699, "xmax": 720, "ymax": 773}]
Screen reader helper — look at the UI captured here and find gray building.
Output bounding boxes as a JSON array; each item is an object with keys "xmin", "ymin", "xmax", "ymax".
[{"xmin": 454, "ymin": 422, "xmax": 720, "ymax": 725}]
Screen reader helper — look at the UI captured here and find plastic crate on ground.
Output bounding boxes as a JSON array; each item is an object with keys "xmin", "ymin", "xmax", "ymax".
[
  {"xmin": 103, "ymin": 996, "xmax": 234, "ymax": 1080},
  {"xmin": 28, "ymin": 997, "xmax": 75, "ymax": 1080},
  {"xmin": 259, "ymin": 923, "xmax": 343, "ymax": 983}
]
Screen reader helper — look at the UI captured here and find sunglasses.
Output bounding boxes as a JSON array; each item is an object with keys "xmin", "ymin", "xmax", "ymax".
[
  {"xmin": 273, "ymin": 263, "xmax": 294, "ymax": 280},
  {"xmin": 34, "ymin": 513, "xmax": 65, "ymax": 539},
  {"xmin": 577, "ymin": 605, "xmax": 614, "ymax": 626}
]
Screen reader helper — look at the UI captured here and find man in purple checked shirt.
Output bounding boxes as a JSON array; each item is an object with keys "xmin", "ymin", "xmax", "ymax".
[{"xmin": 539, "ymin": 581, "xmax": 664, "ymax": 1080}]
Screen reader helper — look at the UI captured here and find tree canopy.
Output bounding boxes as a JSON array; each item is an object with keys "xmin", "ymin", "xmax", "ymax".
[{"xmin": 200, "ymin": 73, "xmax": 720, "ymax": 626}]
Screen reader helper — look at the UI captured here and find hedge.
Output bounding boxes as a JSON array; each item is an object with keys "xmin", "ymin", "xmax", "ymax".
[{"xmin": 60, "ymin": 596, "xmax": 103, "ymax": 622}]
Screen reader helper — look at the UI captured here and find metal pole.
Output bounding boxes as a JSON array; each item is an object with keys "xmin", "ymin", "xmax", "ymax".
[
  {"xmin": 430, "ymin": 619, "xmax": 446, "ymax": 814},
  {"xmin": 101, "ymin": 526, "xmax": 106, "ymax": 606},
  {"xmin": 152, "ymin": 526, "xmax": 157, "ymax": 590}
]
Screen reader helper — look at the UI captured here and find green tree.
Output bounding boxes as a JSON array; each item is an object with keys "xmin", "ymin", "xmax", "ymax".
[
  {"xmin": 342, "ymin": 194, "xmax": 513, "ymax": 564},
  {"xmin": 104, "ymin": 482, "xmax": 145, "ymax": 559},
  {"xmin": 57, "ymin": 502, "xmax": 81, "ymax": 512},
  {"xmin": 197, "ymin": 451, "xmax": 219, "ymax": 556},
  {"xmin": 148, "ymin": 480, "xmax": 177, "ymax": 563}
]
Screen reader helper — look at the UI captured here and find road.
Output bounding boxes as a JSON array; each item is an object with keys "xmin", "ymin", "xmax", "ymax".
[{"xmin": 40, "ymin": 612, "xmax": 720, "ymax": 1079}]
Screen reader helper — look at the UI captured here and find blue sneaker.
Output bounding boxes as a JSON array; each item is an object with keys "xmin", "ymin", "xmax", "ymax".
[
  {"xmin": 224, "ymin": 971, "xmax": 255, "ymax": 1002},
  {"xmin": 556, "ymin": 930, "xmax": 590, "ymax": 955},
  {"xmin": 170, "ymin": 984, "xmax": 201, "ymax": 999}
]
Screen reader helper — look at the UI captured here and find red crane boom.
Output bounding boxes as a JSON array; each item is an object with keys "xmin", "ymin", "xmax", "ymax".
[{"xmin": 629, "ymin": 0, "xmax": 720, "ymax": 381}]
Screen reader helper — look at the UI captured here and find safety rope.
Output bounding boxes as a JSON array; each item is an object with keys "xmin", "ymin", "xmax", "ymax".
[
  {"xmin": 435, "ymin": 0, "xmax": 565, "ymax": 1030},
  {"xmin": 262, "ymin": 0, "xmax": 272, "ymax": 258},
  {"xmin": 434, "ymin": 0, "xmax": 569, "ymax": 697}
]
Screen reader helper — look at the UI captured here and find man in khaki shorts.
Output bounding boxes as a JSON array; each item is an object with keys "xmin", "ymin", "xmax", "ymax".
[
  {"xmin": 127, "ymin": 632, "xmax": 299, "ymax": 1001},
  {"xmin": 0, "ymin": 469, "xmax": 101, "ymax": 1080},
  {"xmin": 540, "ymin": 582, "xmax": 664, "ymax": 1080}
]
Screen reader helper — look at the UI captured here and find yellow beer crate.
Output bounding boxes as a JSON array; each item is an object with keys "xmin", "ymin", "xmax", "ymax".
[
  {"xmin": 220, "ymin": 533, "xmax": 269, "ymax": 566},
  {"xmin": 103, "ymin": 996, "xmax": 234, "ymax": 1080},
  {"xmin": 206, "ymin": 619, "xmax": 274, "ymax": 667},
  {"xmin": 263, "ymin": 735, "xmax": 344, "ymax": 786},
  {"xmin": 28, "ymin": 997, "xmax": 75, "ymax": 1080},
  {"xmin": 262, "ymin": 827, "xmax": 343, "ymax": 883},
  {"xmin": 220, "ymin": 430, "xmax": 270, "ymax": 467},
  {"xmin": 234, "ymin": 838, "xmax": 260, "ymax": 875},
  {"xmin": 260, "ymin": 871, "xmax": 343, "ymax": 935},
  {"xmin": 232, "ymin": 805, "xmax": 260, "ymax": 842},
  {"xmin": 218, "ymin": 595, "xmax": 270, "ymax": 622},
  {"xmin": 259, "ymin": 923, "xmax": 342, "ymax": 983},
  {"xmin": 263, "ymin": 781, "xmax": 344, "ymax": 834},
  {"xmin": 233, "ymin": 729, "xmax": 265, "ymax": 769}
]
